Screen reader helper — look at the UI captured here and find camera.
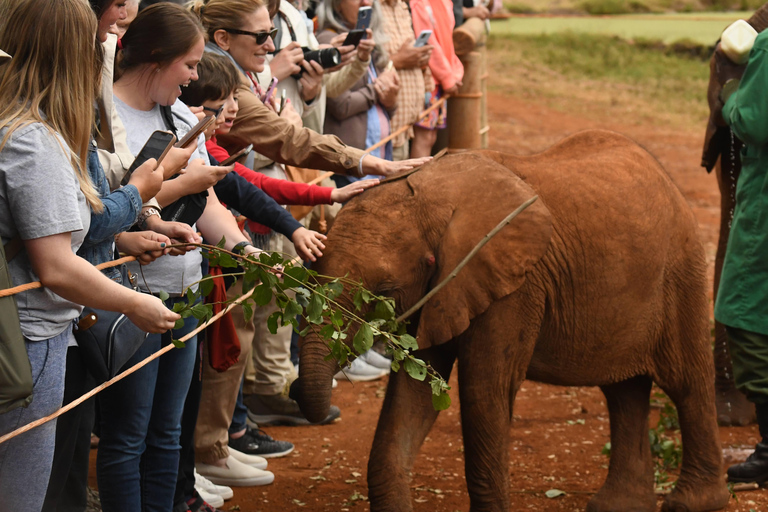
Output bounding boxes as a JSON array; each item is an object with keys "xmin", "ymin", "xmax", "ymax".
[{"xmin": 292, "ymin": 47, "xmax": 341, "ymax": 79}]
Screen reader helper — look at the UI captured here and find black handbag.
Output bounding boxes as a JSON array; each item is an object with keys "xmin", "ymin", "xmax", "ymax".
[{"xmin": 73, "ymin": 264, "xmax": 148, "ymax": 383}]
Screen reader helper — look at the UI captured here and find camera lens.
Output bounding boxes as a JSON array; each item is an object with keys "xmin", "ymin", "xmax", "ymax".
[{"xmin": 302, "ymin": 47, "xmax": 342, "ymax": 69}]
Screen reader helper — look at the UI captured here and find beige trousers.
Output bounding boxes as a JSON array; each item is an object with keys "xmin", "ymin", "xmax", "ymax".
[
  {"xmin": 194, "ymin": 278, "xmax": 254, "ymax": 464},
  {"xmin": 391, "ymin": 140, "xmax": 410, "ymax": 162}
]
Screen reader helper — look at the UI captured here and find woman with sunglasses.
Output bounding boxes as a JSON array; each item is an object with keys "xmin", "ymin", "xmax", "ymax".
[
  {"xmin": 190, "ymin": 0, "xmax": 431, "ymax": 178},
  {"xmin": 94, "ymin": 5, "xmax": 284, "ymax": 511}
]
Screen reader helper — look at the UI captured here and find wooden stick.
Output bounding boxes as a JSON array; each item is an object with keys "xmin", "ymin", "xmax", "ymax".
[
  {"xmin": 0, "ymin": 287, "xmax": 255, "ymax": 445},
  {"xmin": 395, "ymin": 196, "xmax": 538, "ymax": 324}
]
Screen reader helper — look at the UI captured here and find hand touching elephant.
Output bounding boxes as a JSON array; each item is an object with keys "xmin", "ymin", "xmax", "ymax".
[{"xmin": 293, "ymin": 130, "xmax": 728, "ymax": 512}]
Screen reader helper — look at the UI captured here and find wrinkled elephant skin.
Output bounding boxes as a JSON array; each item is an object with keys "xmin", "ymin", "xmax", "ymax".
[{"xmin": 296, "ymin": 130, "xmax": 729, "ymax": 512}]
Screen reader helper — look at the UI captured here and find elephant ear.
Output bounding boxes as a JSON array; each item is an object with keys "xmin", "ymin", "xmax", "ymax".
[{"xmin": 410, "ymin": 153, "xmax": 553, "ymax": 349}]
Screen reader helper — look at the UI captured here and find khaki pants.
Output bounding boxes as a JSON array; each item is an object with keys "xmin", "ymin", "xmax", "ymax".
[
  {"xmin": 392, "ymin": 141, "xmax": 410, "ymax": 162},
  {"xmin": 243, "ymin": 233, "xmax": 297, "ymax": 397},
  {"xmin": 194, "ymin": 278, "xmax": 254, "ymax": 464}
]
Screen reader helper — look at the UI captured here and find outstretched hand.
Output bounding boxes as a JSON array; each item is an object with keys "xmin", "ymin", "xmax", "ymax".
[
  {"xmin": 115, "ymin": 230, "xmax": 172, "ymax": 265},
  {"xmin": 291, "ymin": 227, "xmax": 327, "ymax": 262},
  {"xmin": 363, "ymin": 156, "xmax": 432, "ymax": 177},
  {"xmin": 331, "ymin": 179, "xmax": 379, "ymax": 203}
]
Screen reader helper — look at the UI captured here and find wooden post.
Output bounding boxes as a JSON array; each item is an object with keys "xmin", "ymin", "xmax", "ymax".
[
  {"xmin": 480, "ymin": 43, "xmax": 489, "ymax": 148},
  {"xmin": 448, "ymin": 17, "xmax": 489, "ymax": 150}
]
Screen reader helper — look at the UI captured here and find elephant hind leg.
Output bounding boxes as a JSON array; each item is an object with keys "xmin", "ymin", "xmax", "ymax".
[{"xmin": 587, "ymin": 376, "xmax": 656, "ymax": 512}]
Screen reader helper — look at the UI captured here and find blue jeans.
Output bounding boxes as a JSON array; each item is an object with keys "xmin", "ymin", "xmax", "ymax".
[
  {"xmin": 0, "ymin": 331, "xmax": 69, "ymax": 512},
  {"xmin": 97, "ymin": 299, "xmax": 198, "ymax": 512},
  {"xmin": 229, "ymin": 381, "xmax": 248, "ymax": 435}
]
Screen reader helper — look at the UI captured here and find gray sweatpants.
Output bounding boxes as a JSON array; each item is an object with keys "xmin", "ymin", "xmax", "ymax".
[{"xmin": 0, "ymin": 330, "xmax": 68, "ymax": 511}]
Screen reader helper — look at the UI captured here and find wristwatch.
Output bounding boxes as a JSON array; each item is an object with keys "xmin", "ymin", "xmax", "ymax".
[
  {"xmin": 233, "ymin": 241, "xmax": 254, "ymax": 255},
  {"xmin": 720, "ymin": 78, "xmax": 740, "ymax": 104},
  {"xmin": 137, "ymin": 207, "xmax": 160, "ymax": 230}
]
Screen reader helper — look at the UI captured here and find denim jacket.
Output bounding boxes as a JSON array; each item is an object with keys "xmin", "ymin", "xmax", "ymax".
[{"xmin": 76, "ymin": 139, "xmax": 142, "ymax": 282}]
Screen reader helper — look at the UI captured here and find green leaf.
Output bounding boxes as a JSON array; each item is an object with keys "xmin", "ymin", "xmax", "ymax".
[
  {"xmin": 319, "ymin": 324, "xmax": 336, "ymax": 339},
  {"xmin": 545, "ymin": 489, "xmax": 566, "ymax": 499},
  {"xmin": 216, "ymin": 236, "xmax": 227, "ymax": 249},
  {"xmin": 190, "ymin": 303, "xmax": 210, "ymax": 320},
  {"xmin": 242, "ymin": 302, "xmax": 253, "ymax": 323},
  {"xmin": 331, "ymin": 310, "xmax": 344, "ymax": 328},
  {"xmin": 218, "ymin": 252, "xmax": 238, "ymax": 268},
  {"xmin": 174, "ymin": 318, "xmax": 185, "ymax": 330},
  {"xmin": 172, "ymin": 338, "xmax": 186, "ymax": 348},
  {"xmin": 294, "ymin": 287, "xmax": 311, "ymax": 307},
  {"xmin": 172, "ymin": 302, "xmax": 187, "ymax": 313},
  {"xmin": 158, "ymin": 290, "xmax": 170, "ymax": 302},
  {"xmin": 403, "ymin": 358, "xmax": 427, "ymax": 381},
  {"xmin": 431, "ymin": 391, "xmax": 451, "ymax": 411},
  {"xmin": 186, "ymin": 287, "xmax": 196, "ymax": 305},
  {"xmin": 400, "ymin": 334, "xmax": 418, "ymax": 351},
  {"xmin": 199, "ymin": 278, "xmax": 214, "ymax": 298},
  {"xmin": 267, "ymin": 311, "xmax": 281, "ymax": 334},
  {"xmin": 353, "ymin": 288, "xmax": 364, "ymax": 311},
  {"xmin": 253, "ymin": 284, "xmax": 273, "ymax": 306},
  {"xmin": 326, "ymin": 280, "xmax": 343, "ymax": 299},
  {"xmin": 307, "ymin": 293, "xmax": 325, "ymax": 324},
  {"xmin": 390, "ymin": 359, "xmax": 400, "ymax": 372},
  {"xmin": 283, "ymin": 265, "xmax": 308, "ymax": 288},
  {"xmin": 353, "ymin": 323, "xmax": 374, "ymax": 355}
]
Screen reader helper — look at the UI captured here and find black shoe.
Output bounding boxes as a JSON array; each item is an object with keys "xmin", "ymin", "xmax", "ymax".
[
  {"xmin": 727, "ymin": 442, "xmax": 768, "ymax": 485},
  {"xmin": 228, "ymin": 425, "xmax": 295, "ymax": 458}
]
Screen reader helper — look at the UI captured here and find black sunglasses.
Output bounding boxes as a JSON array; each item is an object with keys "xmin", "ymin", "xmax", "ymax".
[
  {"xmin": 224, "ymin": 27, "xmax": 278, "ymax": 45},
  {"xmin": 203, "ymin": 105, "xmax": 224, "ymax": 117}
]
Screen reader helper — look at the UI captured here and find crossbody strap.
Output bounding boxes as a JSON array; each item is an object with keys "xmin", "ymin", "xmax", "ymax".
[{"xmin": 3, "ymin": 236, "xmax": 22, "ymax": 263}]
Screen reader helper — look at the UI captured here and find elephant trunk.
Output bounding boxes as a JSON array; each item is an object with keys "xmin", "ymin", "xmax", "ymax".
[
  {"xmin": 749, "ymin": 2, "xmax": 768, "ymax": 33},
  {"xmin": 291, "ymin": 329, "xmax": 339, "ymax": 424}
]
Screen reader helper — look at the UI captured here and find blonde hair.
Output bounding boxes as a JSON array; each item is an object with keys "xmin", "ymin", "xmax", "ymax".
[
  {"xmin": 0, "ymin": 0, "xmax": 103, "ymax": 212},
  {"xmin": 188, "ymin": 0, "xmax": 266, "ymax": 41}
]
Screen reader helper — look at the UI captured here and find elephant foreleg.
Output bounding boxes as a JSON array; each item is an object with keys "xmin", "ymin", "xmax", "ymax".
[
  {"xmin": 588, "ymin": 376, "xmax": 656, "ymax": 512},
  {"xmin": 367, "ymin": 344, "xmax": 457, "ymax": 512}
]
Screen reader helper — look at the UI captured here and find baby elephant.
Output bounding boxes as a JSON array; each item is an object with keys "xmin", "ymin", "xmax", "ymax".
[{"xmin": 293, "ymin": 130, "xmax": 729, "ymax": 512}]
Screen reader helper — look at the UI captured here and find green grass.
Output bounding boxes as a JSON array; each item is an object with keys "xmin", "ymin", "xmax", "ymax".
[
  {"xmin": 502, "ymin": 0, "xmax": 764, "ymax": 15},
  {"xmin": 490, "ymin": 11, "xmax": 752, "ymax": 44},
  {"xmin": 487, "ymin": 31, "xmax": 710, "ymax": 124}
]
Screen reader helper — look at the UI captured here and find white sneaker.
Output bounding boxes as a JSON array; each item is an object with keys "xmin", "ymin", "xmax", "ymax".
[
  {"xmin": 196, "ymin": 455, "xmax": 274, "ymax": 487},
  {"xmin": 332, "ymin": 377, "xmax": 338, "ymax": 389},
  {"xmin": 359, "ymin": 349, "xmax": 392, "ymax": 371},
  {"xmin": 229, "ymin": 446, "xmax": 268, "ymax": 470},
  {"xmin": 194, "ymin": 469, "xmax": 234, "ymax": 500},
  {"xmin": 197, "ymin": 487, "xmax": 224, "ymax": 508},
  {"xmin": 335, "ymin": 357, "xmax": 389, "ymax": 382}
]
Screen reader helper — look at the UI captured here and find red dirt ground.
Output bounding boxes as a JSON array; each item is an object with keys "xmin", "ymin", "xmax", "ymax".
[{"xmin": 90, "ymin": 91, "xmax": 767, "ymax": 511}]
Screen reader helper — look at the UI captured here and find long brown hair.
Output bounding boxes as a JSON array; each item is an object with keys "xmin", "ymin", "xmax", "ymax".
[
  {"xmin": 188, "ymin": 0, "xmax": 265, "ymax": 42},
  {"xmin": 0, "ymin": 0, "xmax": 103, "ymax": 212},
  {"xmin": 118, "ymin": 2, "xmax": 205, "ymax": 76}
]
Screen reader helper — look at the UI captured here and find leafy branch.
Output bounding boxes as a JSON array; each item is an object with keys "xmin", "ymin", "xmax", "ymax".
[{"xmin": 162, "ymin": 238, "xmax": 452, "ymax": 410}]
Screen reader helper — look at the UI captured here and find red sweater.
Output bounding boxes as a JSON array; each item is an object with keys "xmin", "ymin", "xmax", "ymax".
[{"xmin": 207, "ymin": 138, "xmax": 334, "ymax": 234}]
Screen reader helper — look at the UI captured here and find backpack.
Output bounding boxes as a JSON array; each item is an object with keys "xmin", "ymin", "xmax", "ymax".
[{"xmin": 0, "ymin": 237, "xmax": 34, "ymax": 413}]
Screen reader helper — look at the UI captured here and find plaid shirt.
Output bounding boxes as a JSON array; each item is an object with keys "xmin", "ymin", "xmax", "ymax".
[{"xmin": 380, "ymin": 0, "xmax": 434, "ymax": 148}]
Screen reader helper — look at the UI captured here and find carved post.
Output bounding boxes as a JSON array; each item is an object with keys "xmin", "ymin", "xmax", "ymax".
[{"xmin": 448, "ymin": 17, "xmax": 488, "ymax": 150}]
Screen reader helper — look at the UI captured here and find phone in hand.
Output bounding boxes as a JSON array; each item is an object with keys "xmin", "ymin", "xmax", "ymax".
[
  {"xmin": 218, "ymin": 144, "xmax": 254, "ymax": 166},
  {"xmin": 355, "ymin": 6, "xmax": 372, "ymax": 31},
  {"xmin": 121, "ymin": 130, "xmax": 176, "ymax": 186},
  {"xmin": 279, "ymin": 89, "xmax": 287, "ymax": 114},
  {"xmin": 414, "ymin": 30, "xmax": 433, "ymax": 48},
  {"xmin": 342, "ymin": 29, "xmax": 366, "ymax": 48},
  {"xmin": 175, "ymin": 114, "xmax": 216, "ymax": 149},
  {"xmin": 262, "ymin": 77, "xmax": 278, "ymax": 104}
]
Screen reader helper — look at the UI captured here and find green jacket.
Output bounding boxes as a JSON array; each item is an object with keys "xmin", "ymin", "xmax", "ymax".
[{"xmin": 715, "ymin": 30, "xmax": 768, "ymax": 335}]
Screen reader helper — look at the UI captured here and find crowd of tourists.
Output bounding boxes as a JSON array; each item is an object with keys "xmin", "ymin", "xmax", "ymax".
[{"xmin": 0, "ymin": 0, "xmax": 498, "ymax": 510}]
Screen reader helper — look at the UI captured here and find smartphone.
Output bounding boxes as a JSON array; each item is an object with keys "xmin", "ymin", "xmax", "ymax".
[
  {"xmin": 219, "ymin": 144, "xmax": 253, "ymax": 166},
  {"xmin": 121, "ymin": 130, "xmax": 176, "ymax": 186},
  {"xmin": 279, "ymin": 89, "xmax": 287, "ymax": 114},
  {"xmin": 342, "ymin": 29, "xmax": 366, "ymax": 48},
  {"xmin": 262, "ymin": 77, "xmax": 278, "ymax": 104},
  {"xmin": 355, "ymin": 6, "xmax": 372, "ymax": 31},
  {"xmin": 414, "ymin": 30, "xmax": 433, "ymax": 48},
  {"xmin": 174, "ymin": 114, "xmax": 216, "ymax": 149}
]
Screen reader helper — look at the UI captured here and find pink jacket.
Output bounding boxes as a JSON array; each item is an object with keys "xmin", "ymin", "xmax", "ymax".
[{"xmin": 410, "ymin": 0, "xmax": 464, "ymax": 91}]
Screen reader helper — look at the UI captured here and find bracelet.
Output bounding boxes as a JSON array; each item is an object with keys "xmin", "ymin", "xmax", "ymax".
[
  {"xmin": 358, "ymin": 154, "xmax": 367, "ymax": 177},
  {"xmin": 233, "ymin": 241, "xmax": 253, "ymax": 255},
  {"xmin": 137, "ymin": 207, "xmax": 161, "ymax": 230}
]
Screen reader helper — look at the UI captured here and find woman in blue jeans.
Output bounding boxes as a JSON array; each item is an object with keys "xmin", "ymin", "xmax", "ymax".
[{"xmin": 96, "ymin": 4, "xmax": 270, "ymax": 511}]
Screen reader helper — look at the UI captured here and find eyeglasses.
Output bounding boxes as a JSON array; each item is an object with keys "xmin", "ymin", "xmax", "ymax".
[
  {"xmin": 224, "ymin": 27, "xmax": 278, "ymax": 45},
  {"xmin": 203, "ymin": 105, "xmax": 224, "ymax": 117}
]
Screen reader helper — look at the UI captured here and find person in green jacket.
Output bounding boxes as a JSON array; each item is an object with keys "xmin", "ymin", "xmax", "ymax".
[{"xmin": 716, "ymin": 28, "xmax": 768, "ymax": 484}]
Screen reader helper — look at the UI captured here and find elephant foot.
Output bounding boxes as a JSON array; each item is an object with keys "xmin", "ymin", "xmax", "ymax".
[
  {"xmin": 715, "ymin": 385, "xmax": 755, "ymax": 426},
  {"xmin": 586, "ymin": 487, "xmax": 656, "ymax": 512},
  {"xmin": 661, "ymin": 482, "xmax": 730, "ymax": 512}
]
